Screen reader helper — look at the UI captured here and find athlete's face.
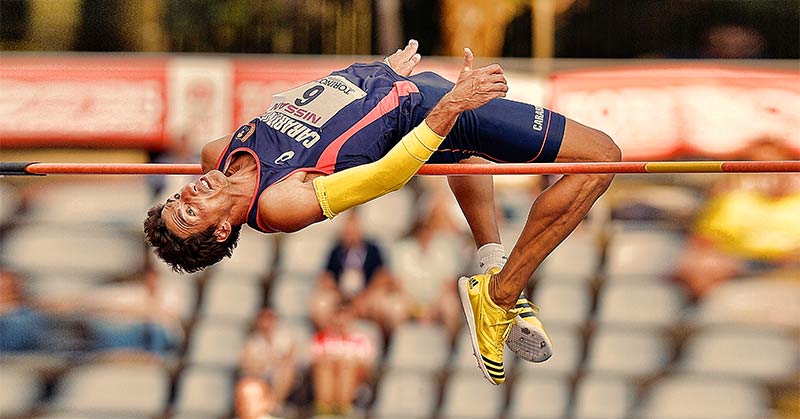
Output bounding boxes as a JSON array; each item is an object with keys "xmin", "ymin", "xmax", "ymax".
[{"xmin": 162, "ymin": 170, "xmax": 231, "ymax": 239}]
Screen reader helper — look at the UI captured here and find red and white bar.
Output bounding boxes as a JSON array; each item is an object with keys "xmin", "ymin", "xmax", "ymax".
[{"xmin": 3, "ymin": 161, "xmax": 799, "ymax": 177}]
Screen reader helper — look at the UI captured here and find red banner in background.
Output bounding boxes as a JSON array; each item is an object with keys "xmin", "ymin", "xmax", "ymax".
[
  {"xmin": 549, "ymin": 66, "xmax": 800, "ymax": 159},
  {"xmin": 1, "ymin": 55, "xmax": 798, "ymax": 160},
  {"xmin": 0, "ymin": 56, "xmax": 168, "ymax": 149}
]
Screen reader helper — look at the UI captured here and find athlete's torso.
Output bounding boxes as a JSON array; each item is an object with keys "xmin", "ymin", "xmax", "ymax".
[{"xmin": 215, "ymin": 62, "xmax": 425, "ymax": 232}]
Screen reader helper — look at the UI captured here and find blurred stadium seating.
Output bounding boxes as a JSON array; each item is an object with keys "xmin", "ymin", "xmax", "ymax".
[{"xmin": 1, "ymin": 170, "xmax": 797, "ymax": 419}]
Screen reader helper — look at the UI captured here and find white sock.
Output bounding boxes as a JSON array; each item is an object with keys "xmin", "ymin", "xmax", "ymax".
[{"xmin": 477, "ymin": 243, "xmax": 507, "ymax": 274}]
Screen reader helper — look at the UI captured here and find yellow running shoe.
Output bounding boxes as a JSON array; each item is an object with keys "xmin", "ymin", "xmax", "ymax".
[
  {"xmin": 479, "ymin": 263, "xmax": 554, "ymax": 364},
  {"xmin": 507, "ymin": 295, "xmax": 553, "ymax": 363},
  {"xmin": 457, "ymin": 272, "xmax": 521, "ymax": 385}
]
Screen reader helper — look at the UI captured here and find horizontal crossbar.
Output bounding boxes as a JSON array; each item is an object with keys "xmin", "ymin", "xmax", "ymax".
[{"xmin": 2, "ymin": 161, "xmax": 799, "ymax": 176}]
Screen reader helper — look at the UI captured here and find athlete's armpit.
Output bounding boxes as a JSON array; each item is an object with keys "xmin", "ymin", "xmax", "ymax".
[
  {"xmin": 258, "ymin": 174, "xmax": 326, "ymax": 233},
  {"xmin": 201, "ymin": 135, "xmax": 233, "ymax": 173}
]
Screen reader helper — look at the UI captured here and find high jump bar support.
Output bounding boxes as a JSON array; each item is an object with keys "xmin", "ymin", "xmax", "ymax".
[{"xmin": 1, "ymin": 161, "xmax": 799, "ymax": 176}]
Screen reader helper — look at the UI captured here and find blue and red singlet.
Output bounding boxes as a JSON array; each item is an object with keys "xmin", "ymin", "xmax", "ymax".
[{"xmin": 215, "ymin": 62, "xmax": 566, "ymax": 233}]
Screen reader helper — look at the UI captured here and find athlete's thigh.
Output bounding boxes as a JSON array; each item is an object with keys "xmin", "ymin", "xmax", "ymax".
[
  {"xmin": 555, "ymin": 118, "xmax": 620, "ymax": 163},
  {"xmin": 446, "ymin": 98, "xmax": 567, "ymax": 164}
]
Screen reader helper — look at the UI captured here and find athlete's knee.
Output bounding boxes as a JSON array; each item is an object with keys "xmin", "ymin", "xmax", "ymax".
[
  {"xmin": 592, "ymin": 129, "xmax": 622, "ymax": 163},
  {"xmin": 583, "ymin": 130, "xmax": 620, "ymax": 193}
]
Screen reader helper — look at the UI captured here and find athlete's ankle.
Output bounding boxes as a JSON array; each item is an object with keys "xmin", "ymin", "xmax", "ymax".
[
  {"xmin": 488, "ymin": 273, "xmax": 520, "ymax": 312},
  {"xmin": 478, "ymin": 243, "xmax": 507, "ymax": 274}
]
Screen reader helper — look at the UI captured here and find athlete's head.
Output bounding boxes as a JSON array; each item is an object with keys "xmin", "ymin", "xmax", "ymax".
[{"xmin": 143, "ymin": 170, "xmax": 242, "ymax": 273}]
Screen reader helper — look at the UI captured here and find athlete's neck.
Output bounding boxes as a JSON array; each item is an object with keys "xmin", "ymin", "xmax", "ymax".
[{"xmin": 224, "ymin": 153, "xmax": 259, "ymax": 224}]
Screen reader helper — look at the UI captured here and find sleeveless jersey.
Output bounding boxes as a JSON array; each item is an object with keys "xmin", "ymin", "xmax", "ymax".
[{"xmin": 215, "ymin": 62, "xmax": 424, "ymax": 233}]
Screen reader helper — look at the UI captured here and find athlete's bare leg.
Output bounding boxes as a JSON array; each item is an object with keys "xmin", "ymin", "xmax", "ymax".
[
  {"xmin": 447, "ymin": 157, "xmax": 502, "ymax": 247},
  {"xmin": 488, "ymin": 119, "xmax": 621, "ymax": 310}
]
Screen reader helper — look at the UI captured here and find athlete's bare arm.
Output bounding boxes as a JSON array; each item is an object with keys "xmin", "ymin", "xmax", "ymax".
[
  {"xmin": 200, "ymin": 135, "xmax": 233, "ymax": 172},
  {"xmin": 259, "ymin": 48, "xmax": 508, "ymax": 233},
  {"xmin": 259, "ymin": 171, "xmax": 326, "ymax": 233}
]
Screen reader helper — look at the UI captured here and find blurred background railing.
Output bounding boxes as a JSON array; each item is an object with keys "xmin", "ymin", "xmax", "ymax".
[{"xmin": 2, "ymin": 0, "xmax": 799, "ymax": 58}]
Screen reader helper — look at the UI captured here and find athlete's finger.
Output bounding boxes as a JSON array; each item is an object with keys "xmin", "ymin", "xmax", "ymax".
[
  {"xmin": 405, "ymin": 39, "xmax": 418, "ymax": 54},
  {"xmin": 477, "ymin": 63, "xmax": 504, "ymax": 75},
  {"xmin": 482, "ymin": 73, "xmax": 507, "ymax": 84},
  {"xmin": 487, "ymin": 89, "xmax": 507, "ymax": 100},
  {"xmin": 492, "ymin": 82, "xmax": 509, "ymax": 93},
  {"xmin": 482, "ymin": 82, "xmax": 508, "ymax": 94},
  {"xmin": 396, "ymin": 39, "xmax": 416, "ymax": 61}
]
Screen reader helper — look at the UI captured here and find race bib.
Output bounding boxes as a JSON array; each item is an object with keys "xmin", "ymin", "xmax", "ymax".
[{"xmin": 270, "ymin": 75, "xmax": 366, "ymax": 128}]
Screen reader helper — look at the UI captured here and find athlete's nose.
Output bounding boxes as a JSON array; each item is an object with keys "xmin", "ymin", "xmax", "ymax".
[{"xmin": 181, "ymin": 182, "xmax": 197, "ymax": 197}]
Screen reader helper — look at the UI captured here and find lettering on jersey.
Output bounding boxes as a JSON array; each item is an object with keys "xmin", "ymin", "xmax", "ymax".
[
  {"xmin": 269, "ymin": 75, "xmax": 366, "ymax": 128},
  {"xmin": 258, "ymin": 75, "xmax": 366, "ymax": 149},
  {"xmin": 258, "ymin": 111, "xmax": 321, "ymax": 148},
  {"xmin": 234, "ymin": 122, "xmax": 255, "ymax": 142},
  {"xmin": 274, "ymin": 150, "xmax": 295, "ymax": 165},
  {"xmin": 267, "ymin": 102, "xmax": 323, "ymax": 125},
  {"xmin": 317, "ymin": 77, "xmax": 355, "ymax": 95},
  {"xmin": 532, "ymin": 106, "xmax": 545, "ymax": 132}
]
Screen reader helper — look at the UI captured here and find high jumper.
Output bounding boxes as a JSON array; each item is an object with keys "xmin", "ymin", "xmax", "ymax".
[{"xmin": 142, "ymin": 40, "xmax": 621, "ymax": 385}]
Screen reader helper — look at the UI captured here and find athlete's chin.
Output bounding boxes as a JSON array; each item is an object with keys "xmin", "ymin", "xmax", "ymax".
[{"xmin": 207, "ymin": 170, "xmax": 228, "ymax": 189}]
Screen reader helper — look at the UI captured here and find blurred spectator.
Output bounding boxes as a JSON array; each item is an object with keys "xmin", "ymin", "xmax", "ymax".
[
  {"xmin": 310, "ymin": 210, "xmax": 407, "ymax": 334},
  {"xmin": 0, "ymin": 270, "xmax": 52, "ymax": 352},
  {"xmin": 41, "ymin": 268, "xmax": 182, "ymax": 357},
  {"xmin": 310, "ymin": 304, "xmax": 377, "ymax": 416},
  {"xmin": 677, "ymin": 139, "xmax": 800, "ymax": 298},
  {"xmin": 702, "ymin": 23, "xmax": 765, "ymax": 59},
  {"xmin": 234, "ymin": 376, "xmax": 283, "ymax": 419},
  {"xmin": 85, "ymin": 269, "xmax": 182, "ymax": 356},
  {"xmin": 440, "ymin": 0, "xmax": 524, "ymax": 56},
  {"xmin": 391, "ymin": 211, "xmax": 464, "ymax": 339},
  {"xmin": 240, "ymin": 309, "xmax": 298, "ymax": 413}
]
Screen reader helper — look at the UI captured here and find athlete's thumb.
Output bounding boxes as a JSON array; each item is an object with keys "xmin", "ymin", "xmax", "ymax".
[{"xmin": 462, "ymin": 47, "xmax": 474, "ymax": 73}]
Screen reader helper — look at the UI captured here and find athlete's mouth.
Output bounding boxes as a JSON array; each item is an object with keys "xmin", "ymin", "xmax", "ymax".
[{"xmin": 199, "ymin": 176, "xmax": 212, "ymax": 190}]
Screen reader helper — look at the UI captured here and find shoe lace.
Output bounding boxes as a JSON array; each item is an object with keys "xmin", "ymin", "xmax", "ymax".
[
  {"xmin": 489, "ymin": 315, "xmax": 517, "ymax": 355},
  {"xmin": 518, "ymin": 297, "xmax": 541, "ymax": 315},
  {"xmin": 526, "ymin": 302, "xmax": 541, "ymax": 315}
]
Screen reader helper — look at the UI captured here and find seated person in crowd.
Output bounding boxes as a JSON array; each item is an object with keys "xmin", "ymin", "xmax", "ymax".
[
  {"xmin": 390, "ymin": 204, "xmax": 466, "ymax": 339},
  {"xmin": 677, "ymin": 138, "xmax": 800, "ymax": 298},
  {"xmin": 40, "ymin": 268, "xmax": 182, "ymax": 357},
  {"xmin": 234, "ymin": 376, "xmax": 283, "ymax": 419},
  {"xmin": 310, "ymin": 303, "xmax": 377, "ymax": 416},
  {"xmin": 310, "ymin": 210, "xmax": 407, "ymax": 334},
  {"xmin": 240, "ymin": 309, "xmax": 298, "ymax": 413},
  {"xmin": 0, "ymin": 270, "xmax": 53, "ymax": 352}
]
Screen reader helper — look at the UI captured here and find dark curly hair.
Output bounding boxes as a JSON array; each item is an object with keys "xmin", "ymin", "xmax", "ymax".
[{"xmin": 143, "ymin": 203, "xmax": 241, "ymax": 273}]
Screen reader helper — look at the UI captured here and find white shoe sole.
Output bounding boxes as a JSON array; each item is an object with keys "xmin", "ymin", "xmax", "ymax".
[
  {"xmin": 457, "ymin": 276, "xmax": 500, "ymax": 386},
  {"xmin": 506, "ymin": 316, "xmax": 553, "ymax": 363}
]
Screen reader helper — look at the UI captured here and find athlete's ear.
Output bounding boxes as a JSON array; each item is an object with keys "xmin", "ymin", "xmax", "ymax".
[{"xmin": 214, "ymin": 221, "xmax": 232, "ymax": 242}]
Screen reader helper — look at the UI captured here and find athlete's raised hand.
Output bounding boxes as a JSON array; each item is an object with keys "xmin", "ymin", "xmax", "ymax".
[
  {"xmin": 384, "ymin": 39, "xmax": 422, "ymax": 77},
  {"xmin": 446, "ymin": 48, "xmax": 508, "ymax": 112}
]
